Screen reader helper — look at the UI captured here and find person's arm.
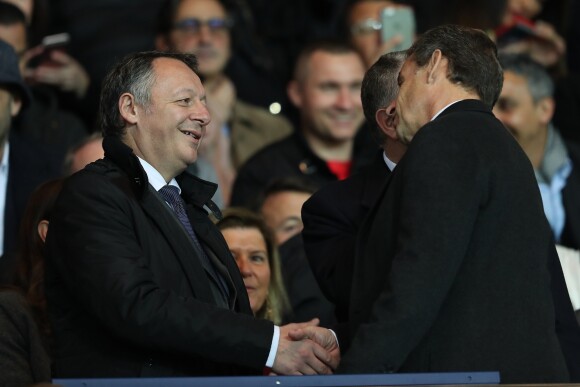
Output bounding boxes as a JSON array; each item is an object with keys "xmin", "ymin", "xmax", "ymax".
[
  {"xmin": 47, "ymin": 173, "xmax": 274, "ymax": 370},
  {"xmin": 302, "ymin": 187, "xmax": 358, "ymax": 306},
  {"xmin": 49, "ymin": 172, "xmax": 339, "ymax": 374}
]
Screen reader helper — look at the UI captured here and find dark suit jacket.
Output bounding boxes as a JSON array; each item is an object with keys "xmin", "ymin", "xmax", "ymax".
[
  {"xmin": 231, "ymin": 128, "xmax": 377, "ymax": 208},
  {"xmin": 304, "ymin": 150, "xmax": 580, "ymax": 380},
  {"xmin": 339, "ymin": 100, "xmax": 569, "ymax": 383},
  {"xmin": 302, "ymin": 151, "xmax": 390, "ymax": 324},
  {"xmin": 45, "ymin": 137, "xmax": 273, "ymax": 377},
  {"xmin": 560, "ymin": 140, "xmax": 580, "ymax": 249},
  {"xmin": 0, "ymin": 134, "xmax": 61, "ymax": 284},
  {"xmin": 278, "ymin": 234, "xmax": 336, "ymax": 327}
]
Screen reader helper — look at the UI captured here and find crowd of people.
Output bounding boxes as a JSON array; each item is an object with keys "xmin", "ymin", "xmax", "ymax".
[{"xmin": 0, "ymin": 0, "xmax": 580, "ymax": 385}]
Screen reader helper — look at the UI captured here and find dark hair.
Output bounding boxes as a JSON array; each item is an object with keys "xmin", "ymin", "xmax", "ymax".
[
  {"xmin": 255, "ymin": 176, "xmax": 318, "ymax": 211},
  {"xmin": 407, "ymin": 24, "xmax": 503, "ymax": 108},
  {"xmin": 0, "ymin": 2, "xmax": 26, "ymax": 27},
  {"xmin": 293, "ymin": 40, "xmax": 361, "ymax": 83},
  {"xmin": 157, "ymin": 0, "xmax": 180, "ymax": 37},
  {"xmin": 361, "ymin": 50, "xmax": 406, "ymax": 145},
  {"xmin": 12, "ymin": 178, "xmax": 64, "ymax": 337},
  {"xmin": 499, "ymin": 53, "xmax": 554, "ymax": 102},
  {"xmin": 216, "ymin": 207, "xmax": 290, "ymax": 324},
  {"xmin": 99, "ymin": 51, "xmax": 199, "ymax": 138},
  {"xmin": 62, "ymin": 132, "xmax": 103, "ymax": 175}
]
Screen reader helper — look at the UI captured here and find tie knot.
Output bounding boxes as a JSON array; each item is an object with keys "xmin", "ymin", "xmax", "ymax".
[{"xmin": 159, "ymin": 185, "xmax": 182, "ymax": 208}]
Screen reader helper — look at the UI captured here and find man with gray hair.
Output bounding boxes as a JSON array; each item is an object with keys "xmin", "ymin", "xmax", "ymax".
[{"xmin": 301, "ymin": 50, "xmax": 407, "ymax": 326}]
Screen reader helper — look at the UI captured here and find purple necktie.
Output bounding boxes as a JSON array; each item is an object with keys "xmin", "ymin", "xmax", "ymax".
[{"xmin": 158, "ymin": 185, "xmax": 229, "ymax": 302}]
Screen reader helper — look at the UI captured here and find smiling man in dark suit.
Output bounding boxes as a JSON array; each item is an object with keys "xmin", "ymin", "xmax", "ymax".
[
  {"xmin": 333, "ymin": 25, "xmax": 568, "ymax": 382},
  {"xmin": 44, "ymin": 50, "xmax": 338, "ymax": 377}
]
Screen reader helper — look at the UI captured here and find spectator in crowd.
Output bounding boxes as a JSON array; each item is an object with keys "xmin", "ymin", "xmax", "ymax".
[
  {"xmin": 62, "ymin": 132, "xmax": 104, "ymax": 175},
  {"xmin": 493, "ymin": 56, "xmax": 580, "ymax": 367},
  {"xmin": 346, "ymin": 0, "xmax": 413, "ymax": 69},
  {"xmin": 496, "ymin": 0, "xmax": 566, "ymax": 69},
  {"xmin": 231, "ymin": 40, "xmax": 376, "ymax": 208},
  {"xmin": 216, "ymin": 207, "xmax": 290, "ymax": 325},
  {"xmin": 258, "ymin": 177, "xmax": 336, "ymax": 328},
  {"xmin": 302, "ymin": 50, "xmax": 406, "ymax": 326},
  {"xmin": 0, "ymin": 39, "xmax": 61, "ymax": 283},
  {"xmin": 259, "ymin": 177, "xmax": 318, "ymax": 245},
  {"xmin": 0, "ymin": 178, "xmax": 63, "ymax": 386},
  {"xmin": 494, "ymin": 54, "xmax": 580, "ymax": 251},
  {"xmin": 0, "ymin": 1, "xmax": 87, "ymax": 154},
  {"xmin": 156, "ymin": 0, "xmax": 293, "ymax": 205},
  {"xmin": 44, "ymin": 50, "xmax": 339, "ymax": 377},
  {"xmin": 297, "ymin": 24, "xmax": 569, "ymax": 382}
]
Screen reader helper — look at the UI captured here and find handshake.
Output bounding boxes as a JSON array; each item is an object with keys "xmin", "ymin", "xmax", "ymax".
[{"xmin": 272, "ymin": 318, "xmax": 341, "ymax": 375}]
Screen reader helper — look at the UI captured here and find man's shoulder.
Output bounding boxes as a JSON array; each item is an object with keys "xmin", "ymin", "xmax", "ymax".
[
  {"xmin": 303, "ymin": 160, "xmax": 384, "ymax": 216},
  {"xmin": 239, "ymin": 133, "xmax": 302, "ymax": 168}
]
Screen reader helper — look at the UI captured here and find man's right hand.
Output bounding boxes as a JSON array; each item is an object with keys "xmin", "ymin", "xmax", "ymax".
[{"xmin": 272, "ymin": 335, "xmax": 337, "ymax": 375}]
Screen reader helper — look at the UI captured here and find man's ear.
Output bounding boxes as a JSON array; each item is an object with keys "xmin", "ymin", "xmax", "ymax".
[
  {"xmin": 10, "ymin": 95, "xmax": 22, "ymax": 118},
  {"xmin": 119, "ymin": 93, "xmax": 138, "ymax": 125},
  {"xmin": 536, "ymin": 97, "xmax": 555, "ymax": 126},
  {"xmin": 37, "ymin": 220, "xmax": 49, "ymax": 243},
  {"xmin": 375, "ymin": 101, "xmax": 399, "ymax": 141},
  {"xmin": 426, "ymin": 49, "xmax": 446, "ymax": 84},
  {"xmin": 287, "ymin": 80, "xmax": 303, "ymax": 108}
]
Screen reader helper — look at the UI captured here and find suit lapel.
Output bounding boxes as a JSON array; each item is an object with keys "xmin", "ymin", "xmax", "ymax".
[
  {"xmin": 562, "ymin": 167, "xmax": 580, "ymax": 246},
  {"xmin": 189, "ymin": 209, "xmax": 248, "ymax": 312},
  {"xmin": 141, "ymin": 187, "xmax": 215, "ymax": 304}
]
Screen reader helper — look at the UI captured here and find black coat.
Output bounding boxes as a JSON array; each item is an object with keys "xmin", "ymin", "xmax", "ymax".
[
  {"xmin": 560, "ymin": 141, "xmax": 580, "ymax": 249},
  {"xmin": 231, "ymin": 129, "xmax": 377, "ymax": 208},
  {"xmin": 0, "ymin": 134, "xmax": 61, "ymax": 285},
  {"xmin": 45, "ymin": 137, "xmax": 273, "ymax": 377},
  {"xmin": 302, "ymin": 151, "xmax": 389, "ymax": 325},
  {"xmin": 339, "ymin": 100, "xmax": 569, "ymax": 383}
]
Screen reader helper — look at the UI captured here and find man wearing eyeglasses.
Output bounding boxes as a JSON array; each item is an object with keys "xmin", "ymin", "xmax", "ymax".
[
  {"xmin": 156, "ymin": 0, "xmax": 293, "ymax": 206},
  {"xmin": 347, "ymin": 0, "xmax": 413, "ymax": 69}
]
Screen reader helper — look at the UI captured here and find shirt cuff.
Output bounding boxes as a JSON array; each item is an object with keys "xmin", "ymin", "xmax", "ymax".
[
  {"xmin": 328, "ymin": 329, "xmax": 339, "ymax": 347},
  {"xmin": 265, "ymin": 325, "xmax": 280, "ymax": 368}
]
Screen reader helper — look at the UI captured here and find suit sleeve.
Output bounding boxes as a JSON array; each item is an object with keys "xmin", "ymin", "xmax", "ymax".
[
  {"xmin": 302, "ymin": 187, "xmax": 357, "ymax": 310},
  {"xmin": 47, "ymin": 174, "xmax": 273, "ymax": 370},
  {"xmin": 340, "ymin": 127, "xmax": 486, "ymax": 372}
]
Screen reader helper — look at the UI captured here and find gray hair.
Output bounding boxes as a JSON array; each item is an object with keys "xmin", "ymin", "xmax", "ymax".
[
  {"xmin": 99, "ymin": 51, "xmax": 199, "ymax": 138},
  {"xmin": 499, "ymin": 53, "xmax": 554, "ymax": 102},
  {"xmin": 361, "ymin": 50, "xmax": 406, "ymax": 145}
]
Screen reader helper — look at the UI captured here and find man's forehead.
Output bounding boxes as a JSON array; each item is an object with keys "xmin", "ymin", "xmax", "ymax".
[{"xmin": 306, "ymin": 51, "xmax": 365, "ymax": 79}]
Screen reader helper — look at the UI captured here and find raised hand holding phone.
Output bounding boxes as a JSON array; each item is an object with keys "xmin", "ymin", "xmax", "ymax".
[{"xmin": 24, "ymin": 33, "xmax": 90, "ymax": 98}]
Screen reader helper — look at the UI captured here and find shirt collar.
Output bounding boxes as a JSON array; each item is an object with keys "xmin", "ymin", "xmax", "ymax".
[
  {"xmin": 137, "ymin": 157, "xmax": 180, "ymax": 193},
  {"xmin": 0, "ymin": 142, "xmax": 9, "ymax": 174},
  {"xmin": 383, "ymin": 151, "xmax": 397, "ymax": 171},
  {"xmin": 431, "ymin": 100, "xmax": 463, "ymax": 121}
]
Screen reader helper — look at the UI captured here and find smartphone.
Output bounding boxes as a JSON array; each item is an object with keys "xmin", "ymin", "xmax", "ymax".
[
  {"xmin": 380, "ymin": 6, "xmax": 415, "ymax": 51},
  {"xmin": 28, "ymin": 32, "xmax": 70, "ymax": 68}
]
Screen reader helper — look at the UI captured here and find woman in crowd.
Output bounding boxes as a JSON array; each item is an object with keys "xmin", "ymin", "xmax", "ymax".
[
  {"xmin": 0, "ymin": 178, "xmax": 63, "ymax": 386},
  {"xmin": 216, "ymin": 208, "xmax": 290, "ymax": 325}
]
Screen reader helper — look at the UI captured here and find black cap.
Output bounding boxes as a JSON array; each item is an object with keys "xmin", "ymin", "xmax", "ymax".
[{"xmin": 0, "ymin": 39, "xmax": 32, "ymax": 107}]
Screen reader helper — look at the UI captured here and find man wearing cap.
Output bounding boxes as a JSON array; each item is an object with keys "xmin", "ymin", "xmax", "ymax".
[{"xmin": 0, "ymin": 39, "xmax": 61, "ymax": 282}]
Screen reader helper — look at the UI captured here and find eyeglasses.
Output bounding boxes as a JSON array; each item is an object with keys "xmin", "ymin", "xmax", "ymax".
[
  {"xmin": 351, "ymin": 18, "xmax": 382, "ymax": 36},
  {"xmin": 173, "ymin": 17, "xmax": 233, "ymax": 35}
]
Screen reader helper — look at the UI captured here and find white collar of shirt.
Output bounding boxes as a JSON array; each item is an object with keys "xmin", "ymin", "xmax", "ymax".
[
  {"xmin": 137, "ymin": 157, "xmax": 181, "ymax": 193},
  {"xmin": 0, "ymin": 141, "xmax": 9, "ymax": 174},
  {"xmin": 431, "ymin": 100, "xmax": 463, "ymax": 121},
  {"xmin": 382, "ymin": 151, "xmax": 397, "ymax": 171}
]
